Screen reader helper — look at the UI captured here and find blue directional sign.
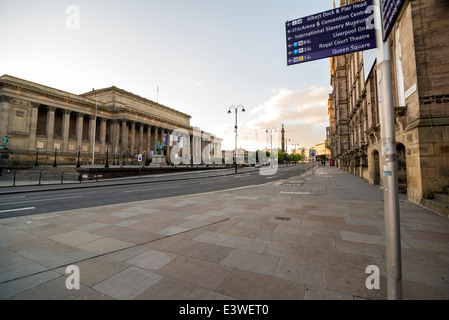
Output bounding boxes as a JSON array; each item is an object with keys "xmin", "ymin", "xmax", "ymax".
[
  {"xmin": 286, "ymin": 0, "xmax": 376, "ymax": 66},
  {"xmin": 381, "ymin": 0, "xmax": 405, "ymax": 41}
]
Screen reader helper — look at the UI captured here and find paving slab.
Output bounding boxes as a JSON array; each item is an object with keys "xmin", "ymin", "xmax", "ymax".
[{"xmin": 0, "ymin": 166, "xmax": 448, "ymax": 302}]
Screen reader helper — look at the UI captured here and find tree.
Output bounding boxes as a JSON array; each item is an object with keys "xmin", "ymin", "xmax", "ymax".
[{"xmin": 277, "ymin": 152, "xmax": 284, "ymax": 164}]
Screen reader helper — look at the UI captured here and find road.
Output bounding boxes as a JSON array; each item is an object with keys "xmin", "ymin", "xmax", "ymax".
[{"xmin": 0, "ymin": 164, "xmax": 312, "ymax": 219}]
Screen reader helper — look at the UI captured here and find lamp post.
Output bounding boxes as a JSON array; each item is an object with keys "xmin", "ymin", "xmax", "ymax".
[
  {"xmin": 285, "ymin": 138, "xmax": 291, "ymax": 166},
  {"xmin": 266, "ymin": 128, "xmax": 277, "ymax": 168},
  {"xmin": 76, "ymin": 146, "xmax": 81, "ymax": 168},
  {"xmin": 53, "ymin": 147, "xmax": 58, "ymax": 168},
  {"xmin": 105, "ymin": 145, "xmax": 110, "ymax": 168},
  {"xmin": 227, "ymin": 105, "xmax": 245, "ymax": 174},
  {"xmin": 34, "ymin": 148, "xmax": 39, "ymax": 167}
]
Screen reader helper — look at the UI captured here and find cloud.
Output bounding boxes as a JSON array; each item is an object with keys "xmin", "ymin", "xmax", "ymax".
[{"xmin": 219, "ymin": 86, "xmax": 332, "ymax": 150}]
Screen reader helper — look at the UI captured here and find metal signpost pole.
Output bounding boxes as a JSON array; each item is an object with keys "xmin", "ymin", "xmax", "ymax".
[
  {"xmin": 285, "ymin": 0, "xmax": 403, "ymax": 299},
  {"xmin": 373, "ymin": 0, "xmax": 402, "ymax": 300}
]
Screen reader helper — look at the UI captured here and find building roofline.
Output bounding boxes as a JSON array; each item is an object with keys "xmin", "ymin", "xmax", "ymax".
[{"xmin": 81, "ymin": 86, "xmax": 192, "ymax": 119}]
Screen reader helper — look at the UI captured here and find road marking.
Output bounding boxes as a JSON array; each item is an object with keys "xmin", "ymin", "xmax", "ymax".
[
  {"xmin": 0, "ymin": 196, "xmax": 84, "ymax": 206},
  {"xmin": 122, "ymin": 185, "xmax": 180, "ymax": 193},
  {"xmin": 0, "ymin": 207, "xmax": 35, "ymax": 214},
  {"xmin": 279, "ymin": 191, "xmax": 311, "ymax": 195},
  {"xmin": 0, "ymin": 195, "xmax": 26, "ymax": 200}
]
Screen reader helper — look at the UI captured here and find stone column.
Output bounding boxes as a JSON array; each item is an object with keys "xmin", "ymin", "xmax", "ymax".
[
  {"xmin": 130, "ymin": 121, "xmax": 136, "ymax": 155},
  {"xmin": 113, "ymin": 120, "xmax": 120, "ymax": 154},
  {"xmin": 166, "ymin": 129, "xmax": 171, "ymax": 161},
  {"xmin": 147, "ymin": 125, "xmax": 152, "ymax": 155},
  {"xmin": 88, "ymin": 116, "xmax": 96, "ymax": 158},
  {"xmin": 0, "ymin": 96, "xmax": 11, "ymax": 138},
  {"xmin": 154, "ymin": 127, "xmax": 159, "ymax": 147},
  {"xmin": 100, "ymin": 118, "xmax": 107, "ymax": 154},
  {"xmin": 110, "ymin": 120, "xmax": 116, "ymax": 154},
  {"xmin": 46, "ymin": 106, "xmax": 56, "ymax": 151},
  {"xmin": 28, "ymin": 103, "xmax": 39, "ymax": 151},
  {"xmin": 189, "ymin": 135, "xmax": 193, "ymax": 164},
  {"xmin": 121, "ymin": 120, "xmax": 128, "ymax": 152},
  {"xmin": 139, "ymin": 124, "xmax": 144, "ymax": 154},
  {"xmin": 76, "ymin": 113, "xmax": 84, "ymax": 150},
  {"xmin": 62, "ymin": 110, "xmax": 71, "ymax": 152}
]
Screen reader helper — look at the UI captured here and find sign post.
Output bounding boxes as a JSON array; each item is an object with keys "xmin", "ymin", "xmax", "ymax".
[
  {"xmin": 310, "ymin": 150, "xmax": 316, "ymax": 175},
  {"xmin": 285, "ymin": 0, "xmax": 403, "ymax": 300},
  {"xmin": 374, "ymin": 0, "xmax": 403, "ymax": 300},
  {"xmin": 286, "ymin": 0, "xmax": 376, "ymax": 66}
]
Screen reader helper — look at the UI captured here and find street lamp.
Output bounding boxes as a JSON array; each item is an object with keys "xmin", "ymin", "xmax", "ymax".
[
  {"xmin": 53, "ymin": 147, "xmax": 58, "ymax": 168},
  {"xmin": 227, "ymin": 105, "xmax": 245, "ymax": 173},
  {"xmin": 76, "ymin": 146, "xmax": 81, "ymax": 168},
  {"xmin": 105, "ymin": 145, "xmax": 110, "ymax": 168},
  {"xmin": 266, "ymin": 128, "xmax": 277, "ymax": 168},
  {"xmin": 285, "ymin": 138, "xmax": 291, "ymax": 166}
]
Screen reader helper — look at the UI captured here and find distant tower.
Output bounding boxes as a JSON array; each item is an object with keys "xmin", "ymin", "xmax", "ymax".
[{"xmin": 281, "ymin": 124, "xmax": 285, "ymax": 153}]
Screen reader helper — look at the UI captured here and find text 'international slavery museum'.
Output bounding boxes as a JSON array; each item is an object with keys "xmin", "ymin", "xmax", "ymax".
[{"xmin": 0, "ymin": 75, "xmax": 222, "ymax": 167}]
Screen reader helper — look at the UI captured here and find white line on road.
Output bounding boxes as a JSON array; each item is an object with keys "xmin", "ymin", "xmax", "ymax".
[
  {"xmin": 0, "ymin": 195, "xmax": 26, "ymax": 200},
  {"xmin": 122, "ymin": 185, "xmax": 181, "ymax": 193},
  {"xmin": 279, "ymin": 191, "xmax": 311, "ymax": 195},
  {"xmin": 0, "ymin": 196, "xmax": 84, "ymax": 206},
  {"xmin": 0, "ymin": 207, "xmax": 35, "ymax": 214}
]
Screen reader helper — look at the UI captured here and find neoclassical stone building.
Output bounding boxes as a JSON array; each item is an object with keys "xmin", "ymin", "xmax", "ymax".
[
  {"xmin": 0, "ymin": 75, "xmax": 222, "ymax": 166},
  {"xmin": 327, "ymin": 0, "xmax": 449, "ymax": 205}
]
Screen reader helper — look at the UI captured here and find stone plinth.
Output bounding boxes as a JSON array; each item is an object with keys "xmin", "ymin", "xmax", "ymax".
[
  {"xmin": 0, "ymin": 149, "xmax": 12, "ymax": 168},
  {"xmin": 150, "ymin": 155, "xmax": 167, "ymax": 167}
]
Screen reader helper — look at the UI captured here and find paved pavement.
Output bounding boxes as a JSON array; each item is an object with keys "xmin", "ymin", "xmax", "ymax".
[{"xmin": 0, "ymin": 166, "xmax": 448, "ymax": 301}]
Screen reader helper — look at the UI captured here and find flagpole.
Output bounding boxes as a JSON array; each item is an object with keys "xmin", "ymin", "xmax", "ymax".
[{"xmin": 92, "ymin": 100, "xmax": 97, "ymax": 165}]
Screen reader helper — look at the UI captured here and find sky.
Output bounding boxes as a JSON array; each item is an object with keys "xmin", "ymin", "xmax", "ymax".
[{"xmin": 0, "ymin": 0, "xmax": 335, "ymax": 152}]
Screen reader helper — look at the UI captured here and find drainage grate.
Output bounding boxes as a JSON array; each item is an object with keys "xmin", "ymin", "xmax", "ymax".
[{"xmin": 275, "ymin": 216, "xmax": 291, "ymax": 221}]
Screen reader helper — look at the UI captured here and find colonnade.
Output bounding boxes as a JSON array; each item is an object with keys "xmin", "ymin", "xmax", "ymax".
[{"xmin": 1, "ymin": 100, "xmax": 222, "ymax": 164}]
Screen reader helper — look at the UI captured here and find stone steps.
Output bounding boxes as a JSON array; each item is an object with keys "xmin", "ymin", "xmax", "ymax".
[{"xmin": 421, "ymin": 186, "xmax": 449, "ymax": 218}]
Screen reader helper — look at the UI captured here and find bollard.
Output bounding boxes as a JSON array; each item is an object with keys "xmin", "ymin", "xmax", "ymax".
[
  {"xmin": 61, "ymin": 172, "xmax": 64, "ymax": 184},
  {"xmin": 39, "ymin": 172, "xmax": 42, "ymax": 185},
  {"xmin": 13, "ymin": 172, "xmax": 16, "ymax": 187}
]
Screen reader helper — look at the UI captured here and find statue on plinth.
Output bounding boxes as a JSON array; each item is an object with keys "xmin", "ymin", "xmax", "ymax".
[
  {"xmin": 153, "ymin": 141, "xmax": 164, "ymax": 155},
  {"xmin": 0, "ymin": 135, "xmax": 13, "ymax": 150},
  {"xmin": 150, "ymin": 140, "xmax": 166, "ymax": 167}
]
